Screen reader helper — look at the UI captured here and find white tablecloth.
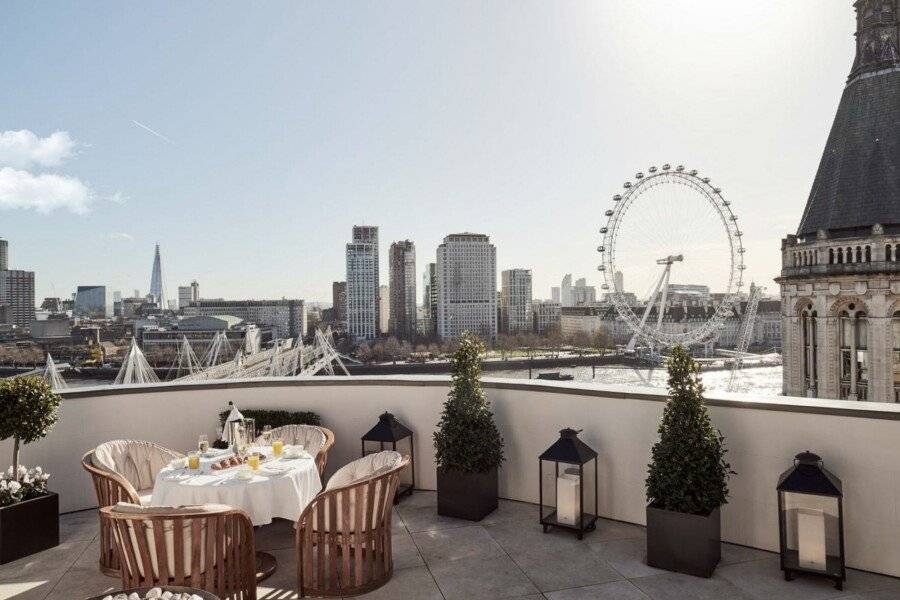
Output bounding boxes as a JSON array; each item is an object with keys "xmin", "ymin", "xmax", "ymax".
[{"xmin": 151, "ymin": 449, "xmax": 321, "ymax": 526}]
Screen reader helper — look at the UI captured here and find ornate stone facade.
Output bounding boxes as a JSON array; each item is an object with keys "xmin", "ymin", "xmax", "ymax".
[{"xmin": 779, "ymin": 1, "xmax": 900, "ymax": 402}]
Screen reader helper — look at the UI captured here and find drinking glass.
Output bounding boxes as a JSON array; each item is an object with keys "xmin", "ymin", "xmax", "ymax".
[
  {"xmin": 272, "ymin": 438, "xmax": 284, "ymax": 457},
  {"xmin": 187, "ymin": 451, "xmax": 200, "ymax": 470},
  {"xmin": 261, "ymin": 425, "xmax": 272, "ymax": 445},
  {"xmin": 245, "ymin": 418, "xmax": 256, "ymax": 446},
  {"xmin": 198, "ymin": 434, "xmax": 209, "ymax": 453},
  {"xmin": 248, "ymin": 454, "xmax": 260, "ymax": 470}
]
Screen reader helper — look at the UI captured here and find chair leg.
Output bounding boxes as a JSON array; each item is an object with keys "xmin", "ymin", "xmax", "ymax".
[{"xmin": 98, "ymin": 517, "xmax": 121, "ymax": 577}]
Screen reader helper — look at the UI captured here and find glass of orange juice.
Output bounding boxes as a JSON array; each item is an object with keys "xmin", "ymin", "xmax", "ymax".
[
  {"xmin": 187, "ymin": 451, "xmax": 200, "ymax": 470},
  {"xmin": 248, "ymin": 454, "xmax": 260, "ymax": 470},
  {"xmin": 272, "ymin": 438, "xmax": 284, "ymax": 457}
]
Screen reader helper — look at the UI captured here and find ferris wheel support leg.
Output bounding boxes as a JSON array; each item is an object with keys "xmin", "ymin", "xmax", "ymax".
[{"xmin": 627, "ymin": 262, "xmax": 671, "ymax": 352}]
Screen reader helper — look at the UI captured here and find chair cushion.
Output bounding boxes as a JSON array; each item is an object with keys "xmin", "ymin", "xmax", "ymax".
[
  {"xmin": 93, "ymin": 440, "xmax": 183, "ymax": 492},
  {"xmin": 326, "ymin": 451, "xmax": 403, "ymax": 491}
]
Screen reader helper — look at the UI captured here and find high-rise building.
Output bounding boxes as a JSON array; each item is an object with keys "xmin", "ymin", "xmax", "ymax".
[
  {"xmin": 331, "ymin": 281, "xmax": 347, "ymax": 327},
  {"xmin": 74, "ymin": 285, "xmax": 107, "ymax": 318},
  {"xmin": 346, "ymin": 226, "xmax": 379, "ymax": 342},
  {"xmin": 560, "ymin": 274, "xmax": 573, "ymax": 307},
  {"xmin": 436, "ymin": 233, "xmax": 497, "ymax": 340},
  {"xmin": 389, "ymin": 240, "xmax": 416, "ymax": 340},
  {"xmin": 0, "ymin": 270, "xmax": 35, "ymax": 328},
  {"xmin": 613, "ymin": 271, "xmax": 624, "ymax": 293},
  {"xmin": 149, "ymin": 244, "xmax": 166, "ymax": 308},
  {"xmin": 183, "ymin": 298, "xmax": 305, "ymax": 338},
  {"xmin": 178, "ymin": 281, "xmax": 200, "ymax": 310},
  {"xmin": 0, "ymin": 238, "xmax": 7, "ymax": 271},
  {"xmin": 500, "ymin": 269, "xmax": 533, "ymax": 334},
  {"xmin": 422, "ymin": 263, "xmax": 438, "ymax": 337},
  {"xmin": 572, "ymin": 278, "xmax": 597, "ymax": 306},
  {"xmin": 778, "ymin": 1, "xmax": 900, "ymax": 403},
  {"xmin": 551, "ymin": 286, "xmax": 560, "ymax": 303},
  {"xmin": 379, "ymin": 284, "xmax": 390, "ymax": 335},
  {"xmin": 532, "ymin": 300, "xmax": 561, "ymax": 335}
]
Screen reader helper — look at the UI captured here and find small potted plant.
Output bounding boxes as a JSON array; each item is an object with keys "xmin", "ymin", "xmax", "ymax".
[
  {"xmin": 0, "ymin": 376, "xmax": 62, "ymax": 564},
  {"xmin": 645, "ymin": 346, "xmax": 732, "ymax": 578},
  {"xmin": 434, "ymin": 332, "xmax": 504, "ymax": 520}
]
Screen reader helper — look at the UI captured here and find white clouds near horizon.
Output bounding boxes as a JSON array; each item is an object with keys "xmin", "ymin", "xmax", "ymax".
[
  {"xmin": 0, "ymin": 130, "xmax": 75, "ymax": 169},
  {"xmin": 0, "ymin": 130, "xmax": 94, "ymax": 214},
  {"xmin": 108, "ymin": 232, "xmax": 133, "ymax": 241}
]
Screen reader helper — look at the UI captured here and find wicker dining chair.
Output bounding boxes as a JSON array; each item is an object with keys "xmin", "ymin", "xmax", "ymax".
[
  {"xmin": 101, "ymin": 503, "xmax": 257, "ymax": 600},
  {"xmin": 260, "ymin": 425, "xmax": 334, "ymax": 477},
  {"xmin": 295, "ymin": 452, "xmax": 409, "ymax": 597},
  {"xmin": 82, "ymin": 440, "xmax": 184, "ymax": 575}
]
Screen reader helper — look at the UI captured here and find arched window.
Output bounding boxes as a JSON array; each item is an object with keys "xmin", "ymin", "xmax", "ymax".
[
  {"xmin": 865, "ymin": 246, "xmax": 871, "ymax": 262},
  {"xmin": 801, "ymin": 305, "xmax": 817, "ymax": 395},
  {"xmin": 837, "ymin": 248, "xmax": 844, "ymax": 263},
  {"xmin": 893, "ymin": 311, "xmax": 900, "ymax": 402},
  {"xmin": 829, "ymin": 248, "xmax": 835, "ymax": 264},
  {"xmin": 895, "ymin": 244, "xmax": 900, "ymax": 260},
  {"xmin": 847, "ymin": 247, "xmax": 853, "ymax": 263},
  {"xmin": 886, "ymin": 244, "xmax": 892, "ymax": 261},
  {"xmin": 855, "ymin": 246, "xmax": 863, "ymax": 262},
  {"xmin": 839, "ymin": 306, "xmax": 869, "ymax": 400}
]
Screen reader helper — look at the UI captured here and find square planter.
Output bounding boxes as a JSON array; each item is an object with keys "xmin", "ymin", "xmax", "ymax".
[
  {"xmin": 437, "ymin": 467, "xmax": 498, "ymax": 521},
  {"xmin": 646, "ymin": 504, "xmax": 720, "ymax": 578},
  {"xmin": 0, "ymin": 492, "xmax": 59, "ymax": 564}
]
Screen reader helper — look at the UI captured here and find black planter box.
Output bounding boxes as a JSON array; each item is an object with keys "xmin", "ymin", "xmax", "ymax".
[
  {"xmin": 437, "ymin": 468, "xmax": 498, "ymax": 521},
  {"xmin": 0, "ymin": 491, "xmax": 59, "ymax": 564},
  {"xmin": 646, "ymin": 504, "xmax": 720, "ymax": 578}
]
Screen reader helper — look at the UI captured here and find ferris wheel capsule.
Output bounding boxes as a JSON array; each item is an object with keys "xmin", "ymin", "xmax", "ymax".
[
  {"xmin": 722, "ymin": 200, "xmax": 731, "ymax": 206},
  {"xmin": 613, "ymin": 194, "xmax": 622, "ymax": 201},
  {"xmin": 597, "ymin": 246, "xmax": 605, "ymax": 253},
  {"xmin": 605, "ymin": 209, "xmax": 614, "ymax": 216},
  {"xmin": 690, "ymin": 169, "xmax": 698, "ymax": 176},
  {"xmin": 714, "ymin": 187, "xmax": 721, "ymax": 194},
  {"xmin": 597, "ymin": 265, "xmax": 605, "ymax": 272},
  {"xmin": 649, "ymin": 166, "xmax": 657, "ymax": 173},
  {"xmin": 702, "ymin": 177, "xmax": 711, "ymax": 183},
  {"xmin": 730, "ymin": 215, "xmax": 738, "ymax": 221},
  {"xmin": 601, "ymin": 284, "xmax": 609, "ymax": 290},
  {"xmin": 676, "ymin": 165, "xmax": 684, "ymax": 171},
  {"xmin": 635, "ymin": 172, "xmax": 644, "ymax": 179},
  {"xmin": 599, "ymin": 227, "xmax": 608, "ymax": 233},
  {"xmin": 624, "ymin": 182, "xmax": 632, "ymax": 188},
  {"xmin": 662, "ymin": 164, "xmax": 671, "ymax": 170}
]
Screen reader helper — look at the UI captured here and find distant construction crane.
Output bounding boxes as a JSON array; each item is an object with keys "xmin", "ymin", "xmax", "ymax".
[{"xmin": 727, "ymin": 283, "xmax": 764, "ymax": 392}]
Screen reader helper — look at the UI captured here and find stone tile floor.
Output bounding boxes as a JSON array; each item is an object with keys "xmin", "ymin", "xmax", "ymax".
[{"xmin": 2, "ymin": 492, "xmax": 900, "ymax": 600}]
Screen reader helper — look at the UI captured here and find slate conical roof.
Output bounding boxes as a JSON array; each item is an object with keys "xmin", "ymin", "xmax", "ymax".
[{"xmin": 797, "ymin": 0, "xmax": 900, "ymax": 239}]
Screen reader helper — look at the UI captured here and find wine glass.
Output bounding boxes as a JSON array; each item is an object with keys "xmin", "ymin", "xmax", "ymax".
[
  {"xmin": 261, "ymin": 425, "xmax": 272, "ymax": 445},
  {"xmin": 198, "ymin": 434, "xmax": 209, "ymax": 454}
]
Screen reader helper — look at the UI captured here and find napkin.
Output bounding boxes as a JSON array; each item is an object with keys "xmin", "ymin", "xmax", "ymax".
[
  {"xmin": 261, "ymin": 464, "xmax": 292, "ymax": 475},
  {"xmin": 168, "ymin": 458, "xmax": 187, "ymax": 469}
]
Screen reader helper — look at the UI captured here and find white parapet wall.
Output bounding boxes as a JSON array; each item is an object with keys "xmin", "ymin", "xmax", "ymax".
[{"xmin": 2, "ymin": 375, "xmax": 900, "ymax": 577}]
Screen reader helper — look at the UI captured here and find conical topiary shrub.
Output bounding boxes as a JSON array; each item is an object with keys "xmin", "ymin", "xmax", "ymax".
[
  {"xmin": 434, "ymin": 331, "xmax": 504, "ymax": 520},
  {"xmin": 645, "ymin": 345, "xmax": 732, "ymax": 577},
  {"xmin": 646, "ymin": 345, "xmax": 731, "ymax": 514}
]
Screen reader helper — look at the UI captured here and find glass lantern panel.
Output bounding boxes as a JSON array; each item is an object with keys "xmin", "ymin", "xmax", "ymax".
[
  {"xmin": 781, "ymin": 491, "xmax": 841, "ymax": 576},
  {"xmin": 540, "ymin": 459, "xmax": 560, "ymax": 523}
]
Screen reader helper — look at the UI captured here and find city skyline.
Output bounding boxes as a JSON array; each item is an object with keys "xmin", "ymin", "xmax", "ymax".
[{"xmin": 2, "ymin": 3, "xmax": 855, "ymax": 302}]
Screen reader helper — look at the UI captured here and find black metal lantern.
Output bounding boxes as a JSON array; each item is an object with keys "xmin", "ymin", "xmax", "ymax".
[
  {"xmin": 539, "ymin": 428, "xmax": 598, "ymax": 539},
  {"xmin": 361, "ymin": 412, "xmax": 414, "ymax": 502},
  {"xmin": 777, "ymin": 451, "xmax": 845, "ymax": 590}
]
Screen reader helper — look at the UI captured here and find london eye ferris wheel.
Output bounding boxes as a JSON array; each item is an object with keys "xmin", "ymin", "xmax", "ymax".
[{"xmin": 597, "ymin": 164, "xmax": 745, "ymax": 350}]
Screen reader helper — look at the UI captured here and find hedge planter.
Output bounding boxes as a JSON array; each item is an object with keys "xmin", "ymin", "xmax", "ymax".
[
  {"xmin": 646, "ymin": 504, "xmax": 720, "ymax": 578},
  {"xmin": 0, "ymin": 492, "xmax": 59, "ymax": 564},
  {"xmin": 437, "ymin": 468, "xmax": 498, "ymax": 521}
]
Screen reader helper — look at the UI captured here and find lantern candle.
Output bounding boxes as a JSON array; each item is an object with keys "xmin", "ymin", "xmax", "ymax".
[
  {"xmin": 797, "ymin": 508, "xmax": 826, "ymax": 571},
  {"xmin": 557, "ymin": 468, "xmax": 581, "ymax": 526}
]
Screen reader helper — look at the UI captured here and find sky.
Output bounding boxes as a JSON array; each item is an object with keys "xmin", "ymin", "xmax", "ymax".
[{"xmin": 0, "ymin": 2, "xmax": 856, "ymax": 304}]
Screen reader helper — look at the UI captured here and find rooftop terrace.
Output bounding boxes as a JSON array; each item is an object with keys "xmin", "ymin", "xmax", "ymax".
[{"xmin": 3, "ymin": 376, "xmax": 900, "ymax": 599}]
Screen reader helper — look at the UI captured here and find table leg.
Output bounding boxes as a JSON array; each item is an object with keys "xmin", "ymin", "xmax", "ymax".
[{"xmin": 255, "ymin": 551, "xmax": 277, "ymax": 582}]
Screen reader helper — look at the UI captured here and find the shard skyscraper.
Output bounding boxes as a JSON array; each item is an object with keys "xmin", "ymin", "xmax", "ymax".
[{"xmin": 149, "ymin": 243, "xmax": 166, "ymax": 308}]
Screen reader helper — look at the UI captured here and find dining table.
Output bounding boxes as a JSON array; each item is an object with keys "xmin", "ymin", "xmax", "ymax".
[{"xmin": 150, "ymin": 445, "xmax": 322, "ymax": 580}]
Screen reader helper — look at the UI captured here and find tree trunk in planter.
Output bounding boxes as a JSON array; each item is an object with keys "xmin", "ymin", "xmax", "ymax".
[
  {"xmin": 437, "ymin": 468, "xmax": 498, "ymax": 521},
  {"xmin": 0, "ymin": 492, "xmax": 59, "ymax": 564},
  {"xmin": 646, "ymin": 505, "xmax": 720, "ymax": 578}
]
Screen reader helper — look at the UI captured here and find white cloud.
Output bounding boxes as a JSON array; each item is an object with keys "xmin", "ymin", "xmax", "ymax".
[
  {"xmin": 0, "ymin": 130, "xmax": 75, "ymax": 169},
  {"xmin": 108, "ymin": 232, "xmax": 133, "ymax": 241},
  {"xmin": 0, "ymin": 167, "xmax": 91, "ymax": 214}
]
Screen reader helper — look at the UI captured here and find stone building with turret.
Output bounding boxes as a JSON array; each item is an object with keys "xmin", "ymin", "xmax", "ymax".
[{"xmin": 778, "ymin": 0, "xmax": 900, "ymax": 402}]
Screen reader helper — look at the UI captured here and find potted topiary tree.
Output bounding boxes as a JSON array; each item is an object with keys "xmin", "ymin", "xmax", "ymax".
[
  {"xmin": 434, "ymin": 332, "xmax": 504, "ymax": 520},
  {"xmin": 645, "ymin": 346, "xmax": 732, "ymax": 578},
  {"xmin": 0, "ymin": 376, "xmax": 62, "ymax": 564}
]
